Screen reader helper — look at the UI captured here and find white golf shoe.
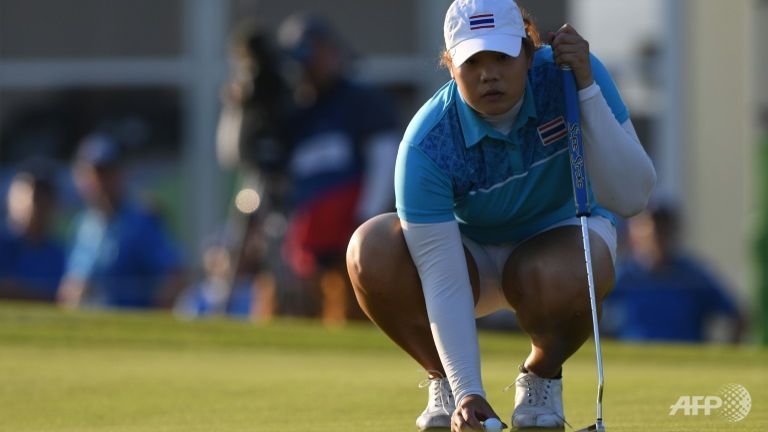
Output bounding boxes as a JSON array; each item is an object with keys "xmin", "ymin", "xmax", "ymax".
[
  {"xmin": 510, "ymin": 369, "xmax": 566, "ymax": 429},
  {"xmin": 416, "ymin": 376, "xmax": 455, "ymax": 430}
]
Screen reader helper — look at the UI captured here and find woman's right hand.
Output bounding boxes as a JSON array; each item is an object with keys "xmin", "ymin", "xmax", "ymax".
[{"xmin": 451, "ymin": 394, "xmax": 507, "ymax": 431}]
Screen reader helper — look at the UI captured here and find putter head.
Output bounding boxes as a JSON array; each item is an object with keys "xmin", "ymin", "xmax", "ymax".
[{"xmin": 575, "ymin": 423, "xmax": 605, "ymax": 432}]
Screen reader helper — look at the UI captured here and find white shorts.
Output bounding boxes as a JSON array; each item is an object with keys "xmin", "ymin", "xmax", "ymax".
[{"xmin": 462, "ymin": 216, "xmax": 617, "ymax": 318}]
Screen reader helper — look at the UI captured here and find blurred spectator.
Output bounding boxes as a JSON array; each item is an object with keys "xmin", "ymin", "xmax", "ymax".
[
  {"xmin": 215, "ymin": 21, "xmax": 293, "ymax": 320},
  {"xmin": 604, "ymin": 202, "xmax": 746, "ymax": 343},
  {"xmin": 217, "ymin": 19, "xmax": 293, "ymax": 209},
  {"xmin": 175, "ymin": 213, "xmax": 276, "ymax": 321},
  {"xmin": 277, "ymin": 14, "xmax": 400, "ymax": 324},
  {"xmin": 0, "ymin": 160, "xmax": 66, "ymax": 301},
  {"xmin": 57, "ymin": 133, "xmax": 185, "ymax": 309}
]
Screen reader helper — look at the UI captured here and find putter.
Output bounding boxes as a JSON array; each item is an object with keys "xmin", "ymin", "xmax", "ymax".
[{"xmin": 562, "ymin": 66, "xmax": 606, "ymax": 432}]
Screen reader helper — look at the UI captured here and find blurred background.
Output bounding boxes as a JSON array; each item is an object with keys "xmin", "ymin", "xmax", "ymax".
[{"xmin": 0, "ymin": 0, "xmax": 766, "ymax": 344}]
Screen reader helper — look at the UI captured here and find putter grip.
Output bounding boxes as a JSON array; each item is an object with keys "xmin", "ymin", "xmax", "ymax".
[{"xmin": 562, "ymin": 68, "xmax": 591, "ymax": 217}]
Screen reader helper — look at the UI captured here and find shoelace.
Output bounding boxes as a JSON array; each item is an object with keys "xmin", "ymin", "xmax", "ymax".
[
  {"xmin": 418, "ymin": 371, "xmax": 454, "ymax": 416},
  {"xmin": 503, "ymin": 373, "xmax": 551, "ymax": 407},
  {"xmin": 503, "ymin": 374, "xmax": 573, "ymax": 429}
]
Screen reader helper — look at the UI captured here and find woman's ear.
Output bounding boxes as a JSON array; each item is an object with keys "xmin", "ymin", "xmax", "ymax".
[
  {"xmin": 441, "ymin": 51, "xmax": 455, "ymax": 79},
  {"xmin": 447, "ymin": 61, "xmax": 456, "ymax": 79},
  {"xmin": 522, "ymin": 39, "xmax": 535, "ymax": 69}
]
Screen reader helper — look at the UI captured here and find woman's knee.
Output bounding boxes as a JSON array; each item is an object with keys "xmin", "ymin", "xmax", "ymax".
[
  {"xmin": 346, "ymin": 213, "xmax": 480, "ymax": 303},
  {"xmin": 502, "ymin": 227, "xmax": 615, "ymax": 322},
  {"xmin": 346, "ymin": 213, "xmax": 417, "ymax": 296}
]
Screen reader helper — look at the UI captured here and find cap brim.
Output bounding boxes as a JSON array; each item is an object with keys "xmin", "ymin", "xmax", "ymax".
[{"xmin": 449, "ymin": 34, "xmax": 522, "ymax": 67}]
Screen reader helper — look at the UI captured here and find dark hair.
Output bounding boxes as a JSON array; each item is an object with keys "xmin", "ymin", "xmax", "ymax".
[
  {"xmin": 648, "ymin": 202, "xmax": 680, "ymax": 240},
  {"xmin": 440, "ymin": 7, "xmax": 542, "ymax": 68},
  {"xmin": 13, "ymin": 158, "xmax": 58, "ymax": 200},
  {"xmin": 520, "ymin": 8, "xmax": 542, "ymax": 50}
]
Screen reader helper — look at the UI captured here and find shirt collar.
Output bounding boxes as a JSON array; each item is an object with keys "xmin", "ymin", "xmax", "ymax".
[{"xmin": 455, "ymin": 79, "xmax": 538, "ymax": 148}]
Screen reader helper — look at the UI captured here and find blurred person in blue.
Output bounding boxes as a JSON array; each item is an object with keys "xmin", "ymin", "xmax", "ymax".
[
  {"xmin": 604, "ymin": 202, "xmax": 746, "ymax": 343},
  {"xmin": 277, "ymin": 14, "xmax": 400, "ymax": 323},
  {"xmin": 175, "ymin": 213, "xmax": 276, "ymax": 320},
  {"xmin": 57, "ymin": 133, "xmax": 185, "ymax": 310},
  {"xmin": 346, "ymin": 0, "xmax": 656, "ymax": 429},
  {"xmin": 0, "ymin": 160, "xmax": 66, "ymax": 302}
]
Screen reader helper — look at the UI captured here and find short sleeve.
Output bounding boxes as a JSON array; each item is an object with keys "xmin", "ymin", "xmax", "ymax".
[
  {"xmin": 64, "ymin": 215, "xmax": 99, "ymax": 279},
  {"xmin": 395, "ymin": 142, "xmax": 456, "ymax": 223}
]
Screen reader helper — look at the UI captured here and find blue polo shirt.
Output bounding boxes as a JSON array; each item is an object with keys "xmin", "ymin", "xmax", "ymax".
[
  {"xmin": 0, "ymin": 227, "xmax": 65, "ymax": 300},
  {"xmin": 605, "ymin": 255, "xmax": 740, "ymax": 342},
  {"xmin": 395, "ymin": 46, "xmax": 628, "ymax": 244}
]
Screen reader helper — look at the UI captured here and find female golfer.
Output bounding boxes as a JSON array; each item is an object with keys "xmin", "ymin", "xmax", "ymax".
[{"xmin": 347, "ymin": 0, "xmax": 656, "ymax": 430}]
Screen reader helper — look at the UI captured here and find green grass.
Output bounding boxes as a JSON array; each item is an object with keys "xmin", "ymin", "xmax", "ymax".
[{"xmin": 0, "ymin": 302, "xmax": 765, "ymax": 431}]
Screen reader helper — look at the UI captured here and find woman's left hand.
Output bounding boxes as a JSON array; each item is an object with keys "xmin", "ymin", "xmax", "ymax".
[{"xmin": 550, "ymin": 24, "xmax": 594, "ymax": 90}]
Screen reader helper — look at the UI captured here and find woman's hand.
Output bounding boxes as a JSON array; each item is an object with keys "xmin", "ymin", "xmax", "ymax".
[
  {"xmin": 451, "ymin": 394, "xmax": 506, "ymax": 431},
  {"xmin": 550, "ymin": 24, "xmax": 594, "ymax": 90}
]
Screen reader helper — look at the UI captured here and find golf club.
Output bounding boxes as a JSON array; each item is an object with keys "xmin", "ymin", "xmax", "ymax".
[{"xmin": 562, "ymin": 66, "xmax": 606, "ymax": 432}]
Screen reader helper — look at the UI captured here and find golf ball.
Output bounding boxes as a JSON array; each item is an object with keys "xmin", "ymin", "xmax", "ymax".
[{"xmin": 484, "ymin": 418, "xmax": 503, "ymax": 431}]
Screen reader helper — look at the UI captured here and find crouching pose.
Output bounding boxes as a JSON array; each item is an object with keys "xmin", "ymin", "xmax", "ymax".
[{"xmin": 347, "ymin": 0, "xmax": 656, "ymax": 430}]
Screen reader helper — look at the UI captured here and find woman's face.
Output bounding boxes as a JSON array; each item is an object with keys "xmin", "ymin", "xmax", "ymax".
[{"xmin": 450, "ymin": 50, "xmax": 530, "ymax": 116}]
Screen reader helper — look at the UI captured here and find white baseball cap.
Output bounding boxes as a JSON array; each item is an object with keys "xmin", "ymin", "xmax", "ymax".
[{"xmin": 444, "ymin": 0, "xmax": 526, "ymax": 67}]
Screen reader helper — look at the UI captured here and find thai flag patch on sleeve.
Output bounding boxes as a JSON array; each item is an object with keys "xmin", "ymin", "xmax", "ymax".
[
  {"xmin": 537, "ymin": 116, "xmax": 567, "ymax": 146},
  {"xmin": 469, "ymin": 14, "xmax": 495, "ymax": 30}
]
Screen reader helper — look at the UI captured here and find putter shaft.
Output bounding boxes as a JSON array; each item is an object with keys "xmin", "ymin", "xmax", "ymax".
[{"xmin": 579, "ymin": 216, "xmax": 604, "ymax": 428}]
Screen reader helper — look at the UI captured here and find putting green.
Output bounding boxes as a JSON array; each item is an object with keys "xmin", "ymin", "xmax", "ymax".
[{"xmin": 0, "ymin": 303, "xmax": 765, "ymax": 431}]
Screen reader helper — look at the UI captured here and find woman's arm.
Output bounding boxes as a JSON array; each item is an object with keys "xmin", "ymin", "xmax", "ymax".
[
  {"xmin": 580, "ymin": 82, "xmax": 657, "ymax": 217},
  {"xmin": 401, "ymin": 219, "xmax": 485, "ymax": 405},
  {"xmin": 552, "ymin": 26, "xmax": 657, "ymax": 217}
]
